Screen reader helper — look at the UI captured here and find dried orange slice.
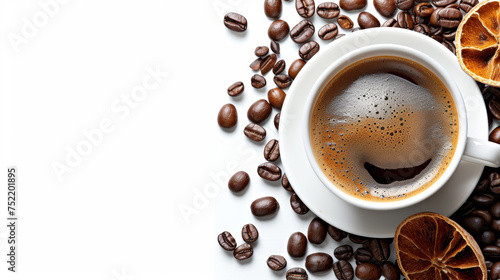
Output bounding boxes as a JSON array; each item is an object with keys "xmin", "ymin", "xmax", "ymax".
[
  {"xmin": 395, "ymin": 212, "xmax": 487, "ymax": 280},
  {"xmin": 456, "ymin": 0, "xmax": 500, "ymax": 87}
]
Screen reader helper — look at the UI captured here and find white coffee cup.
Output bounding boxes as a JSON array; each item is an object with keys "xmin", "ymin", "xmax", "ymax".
[{"xmin": 303, "ymin": 44, "xmax": 500, "ymax": 211}]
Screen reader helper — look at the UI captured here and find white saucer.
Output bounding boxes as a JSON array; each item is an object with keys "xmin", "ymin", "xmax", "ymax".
[{"xmin": 280, "ymin": 28, "xmax": 487, "ymax": 238}]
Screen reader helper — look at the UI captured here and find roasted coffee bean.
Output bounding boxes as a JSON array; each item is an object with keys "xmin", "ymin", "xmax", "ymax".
[
  {"xmin": 397, "ymin": 11, "xmax": 414, "ymax": 29},
  {"xmin": 290, "ymin": 193, "xmax": 309, "ymax": 215},
  {"xmin": 257, "ymin": 162, "xmax": 282, "ymax": 181},
  {"xmin": 340, "ymin": 0, "xmax": 367, "ymax": 10},
  {"xmin": 481, "ymin": 230, "xmax": 496, "ymax": 245},
  {"xmin": 354, "ymin": 248, "xmax": 373, "ymax": 262},
  {"xmin": 265, "ymin": 0, "xmax": 283, "ymax": 18},
  {"xmin": 487, "ymin": 260, "xmax": 494, "ymax": 269},
  {"xmin": 233, "ymin": 243, "xmax": 253, "ymax": 260},
  {"xmin": 396, "ymin": 0, "xmax": 414, "ymax": 10},
  {"xmin": 374, "ymin": 0, "xmax": 396, "ymax": 17},
  {"xmin": 244, "ymin": 123, "xmax": 266, "ymax": 141},
  {"xmin": 307, "ymin": 217, "xmax": 327, "ymax": 244},
  {"xmin": 357, "ymin": 12, "xmax": 380, "ymax": 29},
  {"xmin": 489, "ymin": 99, "xmax": 500, "ymax": 120},
  {"xmin": 327, "ymin": 224, "xmax": 347, "ymax": 241},
  {"xmin": 355, "ymin": 262, "xmax": 381, "ymax": 280},
  {"xmin": 334, "ymin": 245, "xmax": 353, "ymax": 260},
  {"xmin": 433, "ymin": 0, "xmax": 456, "ymax": 6},
  {"xmin": 268, "ymin": 87, "xmax": 287, "ymax": 109},
  {"xmin": 282, "ymin": 173, "xmax": 293, "ymax": 192},
  {"xmin": 299, "ymin": 41, "xmax": 319, "ymax": 60},
  {"xmin": 242, "ymin": 223, "xmax": 259, "ymax": 242},
  {"xmin": 413, "ymin": 23, "xmax": 430, "ymax": 35},
  {"xmin": 338, "ymin": 15, "xmax": 354, "ymax": 29},
  {"xmin": 333, "ymin": 260, "xmax": 354, "ymax": 280},
  {"xmin": 289, "ymin": 59, "xmax": 307, "ymax": 79},
  {"xmin": 288, "ymin": 232, "xmax": 308, "ymax": 258},
  {"xmin": 218, "ymin": 104, "xmax": 238, "ymax": 128},
  {"xmin": 412, "ymin": 11, "xmax": 427, "ymax": 24},
  {"xmin": 261, "ymin": 54, "xmax": 278, "ymax": 75},
  {"xmin": 491, "ymin": 172, "xmax": 500, "ymax": 184},
  {"xmin": 475, "ymin": 178, "xmax": 490, "ymax": 193},
  {"xmin": 305, "ymin": 253, "xmax": 333, "ymax": 272},
  {"xmin": 436, "ymin": 6, "xmax": 462, "ymax": 28},
  {"xmin": 255, "ymin": 46, "xmax": 270, "ymax": 57},
  {"xmin": 267, "ymin": 255, "xmax": 287, "ymax": 271},
  {"xmin": 296, "ymin": 0, "xmax": 316, "ymax": 18},
  {"xmin": 271, "ymin": 40, "xmax": 280, "ymax": 54},
  {"xmin": 483, "ymin": 246, "xmax": 500, "ymax": 259},
  {"xmin": 484, "ymin": 86, "xmax": 500, "ymax": 100},
  {"xmin": 290, "ymin": 20, "xmax": 315, "ymax": 43},
  {"xmin": 415, "ymin": 2, "xmax": 435, "ymax": 17},
  {"xmin": 492, "ymin": 262, "xmax": 500, "ymax": 279},
  {"xmin": 317, "ymin": 2, "xmax": 340, "ymax": 18},
  {"xmin": 318, "ymin": 23, "xmax": 338, "ymax": 40},
  {"xmin": 461, "ymin": 216, "xmax": 485, "ymax": 234},
  {"xmin": 248, "ymin": 99, "xmax": 272, "ymax": 123},
  {"xmin": 381, "ymin": 262, "xmax": 399, "ymax": 280},
  {"xmin": 286, "ymin": 267, "xmax": 308, "ymax": 280},
  {"xmin": 251, "ymin": 74, "xmax": 266, "ymax": 88},
  {"xmin": 459, "ymin": 0, "xmax": 478, "ymax": 12},
  {"xmin": 492, "ymin": 202, "xmax": 500, "ymax": 219},
  {"xmin": 228, "ymin": 171, "xmax": 250, "ymax": 192},
  {"xmin": 349, "ymin": 234, "xmax": 369, "ymax": 244},
  {"xmin": 268, "ymin": 19, "xmax": 290, "ymax": 41},
  {"xmin": 228, "ymin": 81, "xmax": 244, "ymax": 97},
  {"xmin": 273, "ymin": 59, "xmax": 286, "ymax": 75},
  {"xmin": 274, "ymin": 112, "xmax": 280, "ymax": 130},
  {"xmin": 492, "ymin": 219, "xmax": 500, "ymax": 233},
  {"xmin": 473, "ymin": 193, "xmax": 495, "ymax": 207},
  {"xmin": 264, "ymin": 139, "xmax": 280, "ymax": 161},
  {"xmin": 382, "ymin": 18, "xmax": 399, "ymax": 27},
  {"xmin": 250, "ymin": 58, "xmax": 263, "ymax": 71},
  {"xmin": 369, "ymin": 238, "xmax": 390, "ymax": 262},
  {"xmin": 490, "ymin": 126, "xmax": 500, "ymax": 144},
  {"xmin": 218, "ymin": 231, "xmax": 237, "ymax": 250},
  {"xmin": 224, "ymin": 12, "xmax": 247, "ymax": 32},
  {"xmin": 274, "ymin": 74, "xmax": 293, "ymax": 88},
  {"xmin": 430, "ymin": 8, "xmax": 442, "ymax": 26},
  {"xmin": 471, "ymin": 209, "xmax": 493, "ymax": 226},
  {"xmin": 430, "ymin": 25, "xmax": 443, "ymax": 36},
  {"xmin": 441, "ymin": 40, "xmax": 456, "ymax": 54},
  {"xmin": 251, "ymin": 196, "xmax": 279, "ymax": 216}
]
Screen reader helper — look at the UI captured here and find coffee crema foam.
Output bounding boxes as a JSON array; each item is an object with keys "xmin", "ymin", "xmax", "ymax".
[{"xmin": 310, "ymin": 56, "xmax": 459, "ymax": 202}]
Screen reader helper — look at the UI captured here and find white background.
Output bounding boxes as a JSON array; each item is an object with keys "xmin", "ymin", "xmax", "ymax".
[{"xmin": 0, "ymin": 0, "xmax": 451, "ymax": 279}]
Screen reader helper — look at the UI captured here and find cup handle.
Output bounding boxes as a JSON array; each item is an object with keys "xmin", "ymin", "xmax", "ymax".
[{"xmin": 463, "ymin": 137, "xmax": 500, "ymax": 167}]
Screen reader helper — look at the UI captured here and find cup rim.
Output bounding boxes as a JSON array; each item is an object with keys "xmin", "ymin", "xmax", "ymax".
[{"xmin": 302, "ymin": 43, "xmax": 467, "ymax": 211}]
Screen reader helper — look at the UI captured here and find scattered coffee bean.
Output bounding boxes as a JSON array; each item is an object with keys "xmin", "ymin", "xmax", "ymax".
[
  {"xmin": 480, "ymin": 230, "xmax": 496, "ymax": 245},
  {"xmin": 224, "ymin": 12, "xmax": 247, "ymax": 32},
  {"xmin": 317, "ymin": 2, "xmax": 340, "ymax": 18},
  {"xmin": 430, "ymin": 7, "xmax": 442, "ymax": 26},
  {"xmin": 296, "ymin": 0, "xmax": 316, "ymax": 18},
  {"xmin": 327, "ymin": 224, "xmax": 347, "ymax": 241},
  {"xmin": 334, "ymin": 244, "xmax": 354, "ymax": 260},
  {"xmin": 261, "ymin": 54, "xmax": 278, "ymax": 75},
  {"xmin": 264, "ymin": 139, "xmax": 280, "ymax": 161},
  {"xmin": 268, "ymin": 19, "xmax": 290, "ymax": 41},
  {"xmin": 248, "ymin": 99, "xmax": 272, "ymax": 123},
  {"xmin": 218, "ymin": 231, "xmax": 237, "ymax": 250},
  {"xmin": 462, "ymin": 216, "xmax": 485, "ymax": 234},
  {"xmin": 338, "ymin": 15, "xmax": 354, "ymax": 29},
  {"xmin": 289, "ymin": 59, "xmax": 306, "ymax": 79},
  {"xmin": 218, "ymin": 103, "xmax": 238, "ymax": 128},
  {"xmin": 228, "ymin": 81, "xmax": 244, "ymax": 97},
  {"xmin": 340, "ymin": 0, "xmax": 367, "ymax": 10},
  {"xmin": 492, "ymin": 202, "xmax": 500, "ymax": 219},
  {"xmin": 267, "ymin": 255, "xmax": 287, "ymax": 271},
  {"xmin": 357, "ymin": 12, "xmax": 380, "ymax": 29},
  {"xmin": 396, "ymin": 0, "xmax": 414, "ymax": 10},
  {"xmin": 251, "ymin": 196, "xmax": 279, "ymax": 216},
  {"xmin": 355, "ymin": 262, "xmax": 381, "ymax": 280},
  {"xmin": 290, "ymin": 192, "xmax": 309, "ymax": 215},
  {"xmin": 349, "ymin": 233, "xmax": 369, "ymax": 244},
  {"xmin": 234, "ymin": 243, "xmax": 253, "ymax": 260},
  {"xmin": 443, "ymin": 29, "xmax": 457, "ymax": 41},
  {"xmin": 270, "ymin": 40, "xmax": 280, "ymax": 54},
  {"xmin": 492, "ymin": 262, "xmax": 500, "ymax": 279},
  {"xmin": 381, "ymin": 261, "xmax": 399, "ymax": 280},
  {"xmin": 274, "ymin": 74, "xmax": 293, "ymax": 88},
  {"xmin": 274, "ymin": 112, "xmax": 280, "ymax": 130},
  {"xmin": 333, "ymin": 260, "xmax": 354, "ymax": 280},
  {"xmin": 492, "ymin": 219, "xmax": 500, "ymax": 233},
  {"xmin": 305, "ymin": 252, "xmax": 333, "ymax": 273},
  {"xmin": 382, "ymin": 18, "xmax": 399, "ymax": 27},
  {"xmin": 489, "ymin": 99, "xmax": 500, "ymax": 120},
  {"xmin": 257, "ymin": 162, "xmax": 282, "ymax": 181},
  {"xmin": 413, "ymin": 23, "xmax": 430, "ymax": 35},
  {"xmin": 441, "ymin": 40, "xmax": 456, "ymax": 54},
  {"xmin": 255, "ymin": 46, "xmax": 270, "ymax": 57},
  {"xmin": 459, "ymin": 0, "xmax": 478, "ymax": 12},
  {"xmin": 374, "ymin": 0, "xmax": 396, "ymax": 17},
  {"xmin": 287, "ymin": 232, "xmax": 308, "ymax": 258},
  {"xmin": 436, "ymin": 6, "xmax": 462, "ymax": 28},
  {"xmin": 470, "ymin": 209, "xmax": 492, "ymax": 225},
  {"xmin": 415, "ymin": 2, "xmax": 435, "ymax": 17},
  {"xmin": 433, "ymin": 0, "xmax": 456, "ymax": 6},
  {"xmin": 250, "ymin": 58, "xmax": 263, "ymax": 71},
  {"xmin": 267, "ymin": 86, "xmax": 286, "ymax": 108},
  {"xmin": 490, "ymin": 126, "xmax": 500, "ymax": 144},
  {"xmin": 354, "ymin": 247, "xmax": 373, "ymax": 262},
  {"xmin": 298, "ymin": 41, "xmax": 320, "ymax": 60},
  {"xmin": 228, "ymin": 171, "xmax": 250, "ymax": 192},
  {"xmin": 307, "ymin": 217, "xmax": 327, "ymax": 244},
  {"xmin": 286, "ymin": 267, "xmax": 308, "ymax": 280},
  {"xmin": 483, "ymin": 245, "xmax": 500, "ymax": 259},
  {"xmin": 397, "ymin": 11, "xmax": 414, "ymax": 29},
  {"xmin": 291, "ymin": 20, "xmax": 315, "ymax": 43},
  {"xmin": 318, "ymin": 23, "xmax": 338, "ymax": 40},
  {"xmin": 369, "ymin": 238, "xmax": 390, "ymax": 262},
  {"xmin": 251, "ymin": 74, "xmax": 267, "ymax": 88},
  {"xmin": 244, "ymin": 123, "xmax": 266, "ymax": 141},
  {"xmin": 473, "ymin": 193, "xmax": 495, "ymax": 207},
  {"xmin": 282, "ymin": 173, "xmax": 293, "ymax": 192},
  {"xmin": 242, "ymin": 223, "xmax": 259, "ymax": 242},
  {"xmin": 265, "ymin": 0, "xmax": 283, "ymax": 18},
  {"xmin": 273, "ymin": 59, "xmax": 286, "ymax": 75}
]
